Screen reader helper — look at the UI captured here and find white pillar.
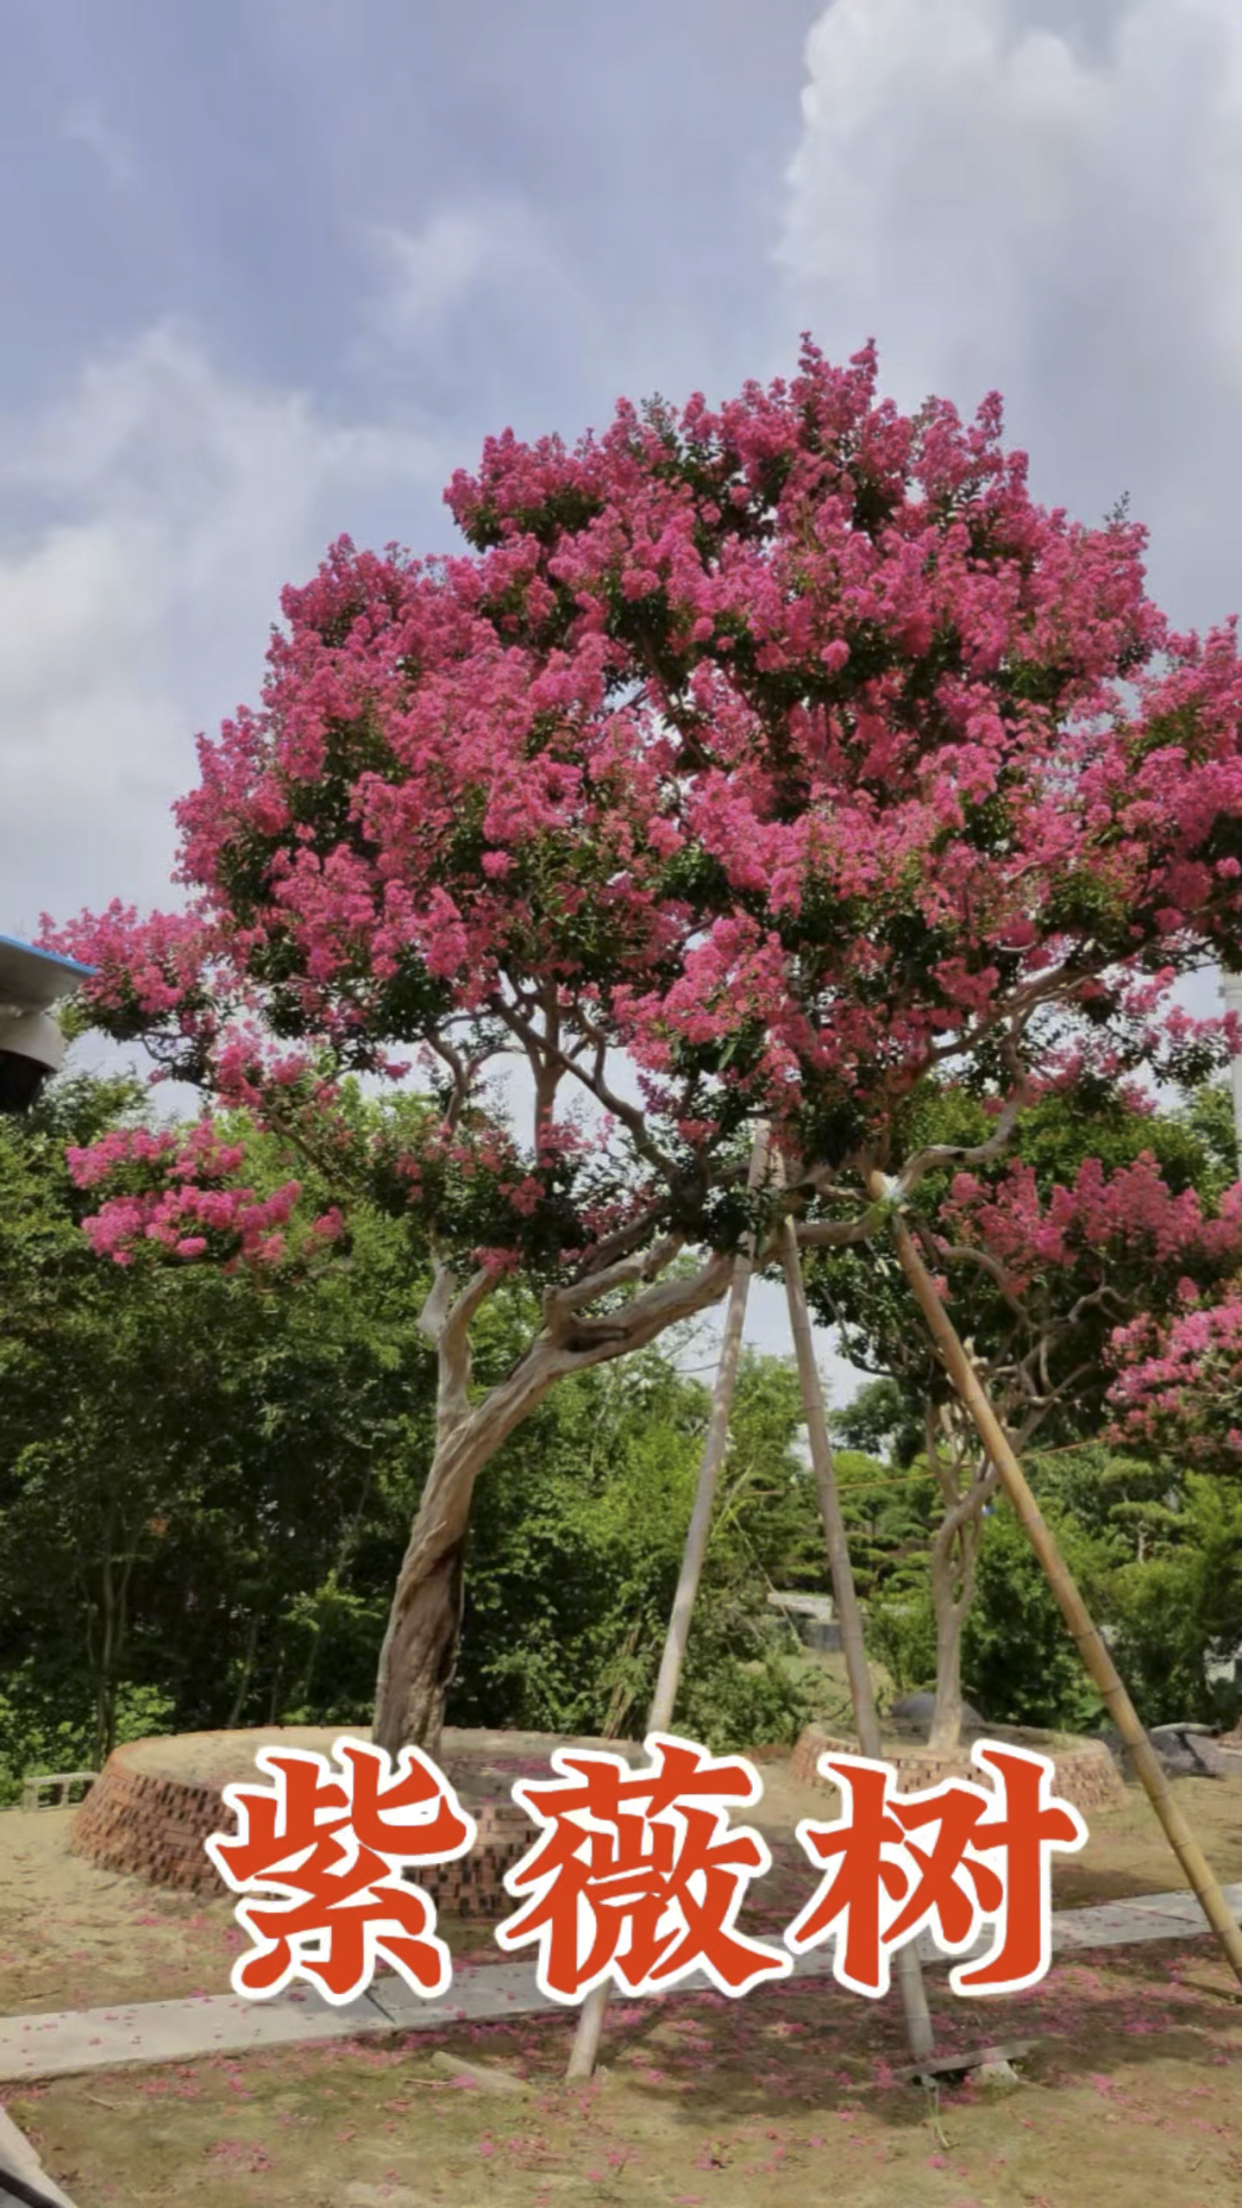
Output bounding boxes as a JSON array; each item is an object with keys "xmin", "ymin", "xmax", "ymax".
[{"xmin": 1220, "ymin": 970, "xmax": 1242, "ymax": 1178}]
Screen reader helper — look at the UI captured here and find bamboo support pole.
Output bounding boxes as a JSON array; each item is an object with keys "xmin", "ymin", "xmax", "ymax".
[
  {"xmin": 776, "ymin": 1171, "xmax": 935, "ymax": 2063},
  {"xmin": 566, "ymin": 1127, "xmax": 772, "ymax": 2080},
  {"xmin": 873, "ymin": 1174, "xmax": 1242, "ymax": 1988}
]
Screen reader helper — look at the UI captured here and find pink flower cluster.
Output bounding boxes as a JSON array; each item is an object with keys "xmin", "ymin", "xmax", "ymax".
[
  {"xmin": 1107, "ymin": 1293, "xmax": 1242, "ymax": 1459},
  {"xmin": 940, "ymin": 1147, "xmax": 1242, "ymax": 1461},
  {"xmin": 66, "ymin": 1120, "xmax": 302, "ymax": 1268},
  {"xmin": 37, "ymin": 338, "xmax": 1242, "ymax": 1269},
  {"xmin": 39, "ymin": 899, "xmax": 210, "ymax": 1022},
  {"xmin": 943, "ymin": 1155, "xmax": 1242, "ymax": 1295}
]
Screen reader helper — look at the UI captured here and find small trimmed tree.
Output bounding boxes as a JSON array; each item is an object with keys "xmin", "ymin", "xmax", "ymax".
[
  {"xmin": 44, "ymin": 338, "xmax": 1242, "ymax": 1759},
  {"xmin": 812, "ymin": 1080, "xmax": 1242, "ymax": 1745}
]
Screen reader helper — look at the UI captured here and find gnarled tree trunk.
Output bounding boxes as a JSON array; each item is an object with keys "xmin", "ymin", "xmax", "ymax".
[
  {"xmin": 371, "ymin": 1238, "xmax": 735, "ymax": 1762},
  {"xmin": 373, "ymin": 1528, "xmax": 468, "ymax": 1762}
]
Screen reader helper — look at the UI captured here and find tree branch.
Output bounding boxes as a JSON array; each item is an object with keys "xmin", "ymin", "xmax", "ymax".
[
  {"xmin": 567, "ymin": 1196, "xmax": 673, "ymax": 1280},
  {"xmin": 794, "ymin": 1198, "xmax": 889, "ymax": 1248},
  {"xmin": 937, "ymin": 1461, "xmax": 1000, "ymax": 1544},
  {"xmin": 549, "ymin": 1247, "xmax": 735, "ymax": 1368},
  {"xmin": 425, "ymin": 1030, "xmax": 495, "ymax": 1133},
  {"xmin": 417, "ymin": 1262, "xmax": 457, "ymax": 1342},
  {"xmin": 443, "ymin": 1265, "xmax": 499, "ymax": 1356},
  {"xmin": 924, "ymin": 1236, "xmax": 1032, "ymax": 1328},
  {"xmin": 543, "ymin": 1234, "xmax": 685, "ymax": 1326},
  {"xmin": 491, "ymin": 991, "xmax": 679, "ymax": 1184},
  {"xmin": 896, "ymin": 1071, "xmax": 1028, "ymax": 1197}
]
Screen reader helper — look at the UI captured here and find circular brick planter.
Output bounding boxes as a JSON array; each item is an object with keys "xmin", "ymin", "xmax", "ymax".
[
  {"xmin": 69, "ymin": 1725, "xmax": 641, "ymax": 1922},
  {"xmin": 788, "ymin": 1721, "xmax": 1126, "ymax": 1818}
]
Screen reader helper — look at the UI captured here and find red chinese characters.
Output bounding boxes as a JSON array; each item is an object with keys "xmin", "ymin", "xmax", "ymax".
[
  {"xmin": 494, "ymin": 1733, "xmax": 792, "ymax": 2003},
  {"xmin": 208, "ymin": 1730, "xmax": 1087, "ymax": 2011},
  {"xmin": 785, "ymin": 1742, "xmax": 1087, "ymax": 1997},
  {"xmin": 205, "ymin": 1738, "xmax": 476, "ymax": 2005}
]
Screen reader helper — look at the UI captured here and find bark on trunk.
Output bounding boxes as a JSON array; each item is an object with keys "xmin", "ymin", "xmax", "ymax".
[
  {"xmin": 928, "ymin": 1558, "xmax": 970, "ymax": 1754},
  {"xmin": 370, "ymin": 1239, "xmax": 737, "ymax": 1764},
  {"xmin": 372, "ymin": 1527, "xmax": 466, "ymax": 1764},
  {"xmin": 926, "ymin": 1400, "xmax": 992, "ymax": 1754},
  {"xmin": 369, "ymin": 1329, "xmax": 546, "ymax": 1763}
]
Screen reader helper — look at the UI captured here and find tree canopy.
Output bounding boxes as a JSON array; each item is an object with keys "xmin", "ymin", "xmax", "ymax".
[
  {"xmin": 34, "ymin": 338, "xmax": 1242, "ymax": 1752},
  {"xmin": 45, "ymin": 338, "xmax": 1242, "ymax": 1286}
]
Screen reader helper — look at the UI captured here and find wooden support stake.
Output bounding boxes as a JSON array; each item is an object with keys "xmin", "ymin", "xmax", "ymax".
[
  {"xmin": 875, "ymin": 1175, "xmax": 1242, "ymax": 1990},
  {"xmin": 776, "ymin": 1175, "xmax": 935, "ymax": 2065},
  {"xmin": 565, "ymin": 1126, "xmax": 772, "ymax": 2081}
]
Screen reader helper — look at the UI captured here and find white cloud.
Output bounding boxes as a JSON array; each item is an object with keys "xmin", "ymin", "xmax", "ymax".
[
  {"xmin": 60, "ymin": 101, "xmax": 135, "ymax": 192},
  {"xmin": 0, "ymin": 324, "xmax": 448, "ymax": 936},
  {"xmin": 777, "ymin": 0, "xmax": 1242, "ymax": 630},
  {"xmin": 356, "ymin": 199, "xmax": 600, "ymax": 394},
  {"xmin": 366, "ymin": 211, "xmax": 494, "ymax": 342}
]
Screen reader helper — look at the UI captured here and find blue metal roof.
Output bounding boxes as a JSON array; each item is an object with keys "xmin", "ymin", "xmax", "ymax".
[{"xmin": 0, "ymin": 934, "xmax": 97, "ymax": 1002}]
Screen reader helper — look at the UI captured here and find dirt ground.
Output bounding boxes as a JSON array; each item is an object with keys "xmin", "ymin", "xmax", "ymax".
[
  {"xmin": 2, "ymin": 1764, "xmax": 1241, "ymax": 2018},
  {"xmin": 5, "ymin": 1945, "xmax": 1241, "ymax": 2207},
  {"xmin": 3, "ymin": 1765, "xmax": 1242, "ymax": 2203}
]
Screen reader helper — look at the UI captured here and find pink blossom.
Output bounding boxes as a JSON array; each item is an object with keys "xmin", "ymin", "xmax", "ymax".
[{"xmin": 37, "ymin": 339, "xmax": 1242, "ymax": 1283}]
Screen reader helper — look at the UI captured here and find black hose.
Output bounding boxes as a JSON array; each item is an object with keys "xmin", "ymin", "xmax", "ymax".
[{"xmin": 0, "ymin": 2161, "xmax": 72, "ymax": 2208}]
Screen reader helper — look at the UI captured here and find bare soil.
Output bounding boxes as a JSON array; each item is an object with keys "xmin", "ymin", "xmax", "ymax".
[
  {"xmin": 3, "ymin": 1759, "xmax": 1242, "ymax": 2017},
  {"xmin": 5, "ymin": 1944, "xmax": 1241, "ymax": 2207},
  {"xmin": 3, "ymin": 1750, "xmax": 1242, "ymax": 2203}
]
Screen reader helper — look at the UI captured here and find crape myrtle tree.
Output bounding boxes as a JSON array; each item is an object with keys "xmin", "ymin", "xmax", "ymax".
[
  {"xmin": 1102, "ymin": 1084, "xmax": 1242, "ymax": 1461},
  {"xmin": 1106, "ymin": 1235, "xmax": 1242, "ymax": 1691},
  {"xmin": 43, "ymin": 337, "xmax": 1242, "ymax": 1766},
  {"xmin": 810, "ymin": 1079, "xmax": 1242, "ymax": 1748},
  {"xmin": 1111, "ymin": 1290, "xmax": 1242, "ymax": 1465},
  {"xmin": 0, "ymin": 1068, "xmax": 446, "ymax": 1775},
  {"xmin": 1107, "ymin": 1071, "xmax": 1242, "ymax": 1471},
  {"xmin": 1090, "ymin": 1210, "xmax": 1242, "ymax": 1719}
]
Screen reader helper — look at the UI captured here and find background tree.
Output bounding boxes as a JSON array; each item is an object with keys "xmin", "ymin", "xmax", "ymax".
[
  {"xmin": 455, "ymin": 1343, "xmax": 819, "ymax": 1750},
  {"xmin": 808, "ymin": 1076, "xmax": 1242, "ymax": 1745},
  {"xmin": 43, "ymin": 339, "xmax": 1242, "ymax": 1760},
  {"xmin": 0, "ymin": 1072, "xmax": 823, "ymax": 1792},
  {"xmin": 831, "ymin": 1375, "xmax": 924, "ymax": 1470},
  {"xmin": 0, "ymin": 1074, "xmax": 440, "ymax": 1781}
]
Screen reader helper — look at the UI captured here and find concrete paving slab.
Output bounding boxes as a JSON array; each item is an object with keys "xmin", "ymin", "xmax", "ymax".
[
  {"xmin": 1, "ymin": 1886, "xmax": 1240, "ymax": 2084},
  {"xmin": 1047, "ymin": 1912, "xmax": 1119, "ymax": 1950},
  {"xmin": 1129, "ymin": 1882, "xmax": 1242, "ymax": 1917},
  {"xmin": 910, "ymin": 1929, "xmax": 988, "ymax": 1966},
  {"xmin": 361, "ymin": 1965, "xmax": 542, "ymax": 2028},
  {"xmin": 1058, "ymin": 1919, "xmax": 1165, "ymax": 1950},
  {"xmin": 0, "ymin": 1992, "xmax": 391, "ymax": 2080}
]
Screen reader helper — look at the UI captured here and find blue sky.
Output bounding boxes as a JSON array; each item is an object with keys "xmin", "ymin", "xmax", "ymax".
[{"xmin": 3, "ymin": 0, "xmax": 1241, "ymax": 1399}]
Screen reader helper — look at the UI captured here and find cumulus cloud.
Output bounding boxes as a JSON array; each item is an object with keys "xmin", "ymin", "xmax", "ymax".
[
  {"xmin": 60, "ymin": 102, "xmax": 136, "ymax": 192},
  {"xmin": 352, "ymin": 199, "xmax": 655, "ymax": 443},
  {"xmin": 775, "ymin": 0, "xmax": 1242, "ymax": 1037},
  {"xmin": 365, "ymin": 211, "xmax": 495, "ymax": 344},
  {"xmin": 777, "ymin": 0, "xmax": 1242, "ymax": 634},
  {"xmin": 359, "ymin": 198, "xmax": 594, "ymax": 366},
  {"xmin": 0, "ymin": 324, "xmax": 447, "ymax": 937}
]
